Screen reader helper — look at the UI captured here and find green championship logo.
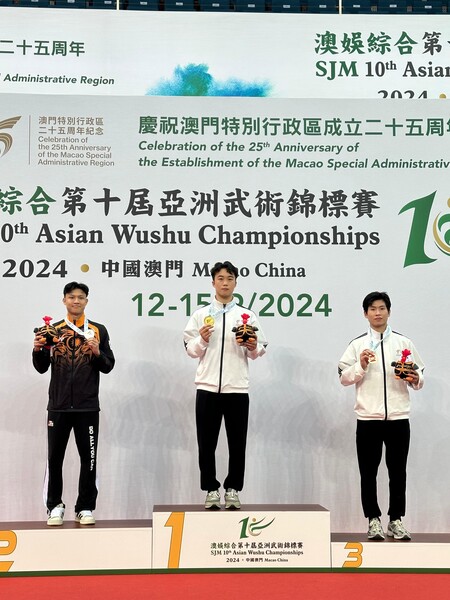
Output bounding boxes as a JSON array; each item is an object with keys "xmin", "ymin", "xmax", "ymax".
[
  {"xmin": 400, "ymin": 192, "xmax": 450, "ymax": 266},
  {"xmin": 239, "ymin": 516, "xmax": 276, "ymax": 539},
  {"xmin": 0, "ymin": 116, "xmax": 21, "ymax": 158}
]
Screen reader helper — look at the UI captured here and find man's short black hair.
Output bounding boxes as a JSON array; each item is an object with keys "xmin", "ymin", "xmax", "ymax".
[
  {"xmin": 210, "ymin": 261, "xmax": 238, "ymax": 280},
  {"xmin": 363, "ymin": 291, "xmax": 391, "ymax": 313},
  {"xmin": 63, "ymin": 281, "xmax": 89, "ymax": 297}
]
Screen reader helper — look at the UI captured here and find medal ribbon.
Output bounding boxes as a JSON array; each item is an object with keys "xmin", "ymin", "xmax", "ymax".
[
  {"xmin": 208, "ymin": 299, "xmax": 237, "ymax": 319},
  {"xmin": 368, "ymin": 325, "xmax": 391, "ymax": 351},
  {"xmin": 65, "ymin": 316, "xmax": 92, "ymax": 338}
]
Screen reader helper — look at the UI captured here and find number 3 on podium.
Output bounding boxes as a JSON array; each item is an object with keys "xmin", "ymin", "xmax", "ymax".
[{"xmin": 343, "ymin": 542, "xmax": 363, "ymax": 568}]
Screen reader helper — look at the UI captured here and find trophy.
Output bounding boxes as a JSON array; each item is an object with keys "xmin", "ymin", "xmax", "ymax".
[
  {"xmin": 34, "ymin": 316, "xmax": 59, "ymax": 348},
  {"xmin": 232, "ymin": 313, "xmax": 258, "ymax": 344},
  {"xmin": 391, "ymin": 349, "xmax": 418, "ymax": 381}
]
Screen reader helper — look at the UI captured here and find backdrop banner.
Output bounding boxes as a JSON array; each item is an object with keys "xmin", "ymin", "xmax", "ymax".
[
  {"xmin": 1, "ymin": 93, "xmax": 449, "ymax": 533},
  {"xmin": 0, "ymin": 9, "xmax": 449, "ymax": 99}
]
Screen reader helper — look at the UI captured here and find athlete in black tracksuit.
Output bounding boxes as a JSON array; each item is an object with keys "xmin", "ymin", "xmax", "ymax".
[{"xmin": 33, "ymin": 307, "xmax": 114, "ymax": 516}]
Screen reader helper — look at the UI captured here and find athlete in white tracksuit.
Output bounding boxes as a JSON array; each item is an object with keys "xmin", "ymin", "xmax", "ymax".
[
  {"xmin": 338, "ymin": 291, "xmax": 424, "ymax": 530},
  {"xmin": 184, "ymin": 262, "xmax": 267, "ymax": 494}
]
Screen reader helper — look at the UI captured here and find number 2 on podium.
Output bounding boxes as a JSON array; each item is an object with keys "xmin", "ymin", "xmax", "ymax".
[{"xmin": 0, "ymin": 530, "xmax": 17, "ymax": 572}]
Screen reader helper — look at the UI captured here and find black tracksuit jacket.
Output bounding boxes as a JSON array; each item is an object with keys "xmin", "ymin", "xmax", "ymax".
[{"xmin": 32, "ymin": 317, "xmax": 115, "ymax": 411}]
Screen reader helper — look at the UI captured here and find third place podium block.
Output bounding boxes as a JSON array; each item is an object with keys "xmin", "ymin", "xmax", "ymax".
[
  {"xmin": 332, "ymin": 532, "xmax": 450, "ymax": 569},
  {"xmin": 152, "ymin": 504, "xmax": 331, "ymax": 569}
]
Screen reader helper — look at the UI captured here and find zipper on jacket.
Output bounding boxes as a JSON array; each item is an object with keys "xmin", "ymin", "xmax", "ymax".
[
  {"xmin": 218, "ymin": 306, "xmax": 226, "ymax": 393},
  {"xmin": 70, "ymin": 327, "xmax": 76, "ymax": 408},
  {"xmin": 380, "ymin": 332, "xmax": 388, "ymax": 420}
]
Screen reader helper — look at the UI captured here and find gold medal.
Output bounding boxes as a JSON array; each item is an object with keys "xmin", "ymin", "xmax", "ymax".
[
  {"xmin": 204, "ymin": 316, "xmax": 215, "ymax": 326},
  {"xmin": 368, "ymin": 354, "xmax": 377, "ymax": 363}
]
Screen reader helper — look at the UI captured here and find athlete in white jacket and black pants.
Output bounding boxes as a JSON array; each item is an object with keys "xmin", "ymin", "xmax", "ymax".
[
  {"xmin": 338, "ymin": 291, "xmax": 424, "ymax": 541},
  {"xmin": 184, "ymin": 261, "xmax": 267, "ymax": 510}
]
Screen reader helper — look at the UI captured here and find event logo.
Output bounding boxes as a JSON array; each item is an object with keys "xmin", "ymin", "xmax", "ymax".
[
  {"xmin": 239, "ymin": 516, "xmax": 275, "ymax": 539},
  {"xmin": 400, "ymin": 192, "xmax": 450, "ymax": 267},
  {"xmin": 146, "ymin": 64, "xmax": 271, "ymax": 97},
  {"xmin": 0, "ymin": 116, "xmax": 21, "ymax": 158}
]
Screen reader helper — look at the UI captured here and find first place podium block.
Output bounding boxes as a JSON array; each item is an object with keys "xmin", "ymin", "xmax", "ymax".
[{"xmin": 152, "ymin": 504, "xmax": 330, "ymax": 569}]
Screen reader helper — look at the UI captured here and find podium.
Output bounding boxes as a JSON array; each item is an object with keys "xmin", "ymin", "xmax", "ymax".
[
  {"xmin": 152, "ymin": 504, "xmax": 331, "ymax": 569},
  {"xmin": 0, "ymin": 520, "xmax": 152, "ymax": 572},
  {"xmin": 332, "ymin": 532, "xmax": 450, "ymax": 569},
  {"xmin": 2, "ymin": 509, "xmax": 450, "ymax": 573}
]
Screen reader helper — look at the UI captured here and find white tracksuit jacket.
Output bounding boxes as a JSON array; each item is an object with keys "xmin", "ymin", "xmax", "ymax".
[
  {"xmin": 184, "ymin": 299, "xmax": 267, "ymax": 394},
  {"xmin": 338, "ymin": 327, "xmax": 424, "ymax": 420}
]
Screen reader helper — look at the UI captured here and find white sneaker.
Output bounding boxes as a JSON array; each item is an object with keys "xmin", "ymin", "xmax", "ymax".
[
  {"xmin": 225, "ymin": 488, "xmax": 241, "ymax": 510},
  {"xmin": 75, "ymin": 510, "xmax": 96, "ymax": 525},
  {"xmin": 367, "ymin": 517, "xmax": 385, "ymax": 540},
  {"xmin": 204, "ymin": 490, "xmax": 221, "ymax": 510},
  {"xmin": 387, "ymin": 519, "xmax": 411, "ymax": 540},
  {"xmin": 47, "ymin": 503, "xmax": 65, "ymax": 526}
]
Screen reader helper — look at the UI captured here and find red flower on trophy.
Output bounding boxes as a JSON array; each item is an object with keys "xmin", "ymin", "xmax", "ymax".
[
  {"xmin": 400, "ymin": 349, "xmax": 411, "ymax": 363},
  {"xmin": 34, "ymin": 316, "xmax": 59, "ymax": 348},
  {"xmin": 232, "ymin": 313, "xmax": 258, "ymax": 345},
  {"xmin": 391, "ymin": 349, "xmax": 417, "ymax": 381}
]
